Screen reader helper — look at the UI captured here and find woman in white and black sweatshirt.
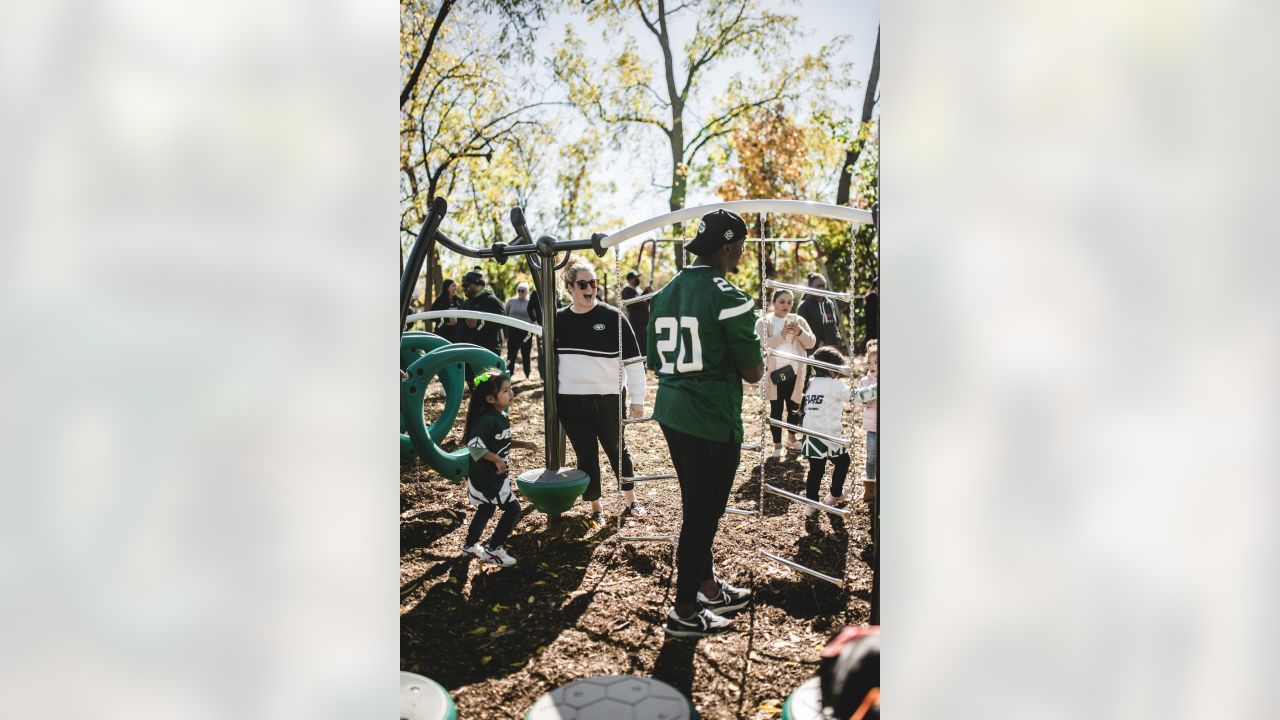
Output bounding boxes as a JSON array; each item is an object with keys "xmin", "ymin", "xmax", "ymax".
[{"xmin": 555, "ymin": 256, "xmax": 648, "ymax": 528}]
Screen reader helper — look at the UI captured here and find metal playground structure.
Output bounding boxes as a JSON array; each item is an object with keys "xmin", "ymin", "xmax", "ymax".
[{"xmin": 399, "ymin": 197, "xmax": 879, "ymax": 621}]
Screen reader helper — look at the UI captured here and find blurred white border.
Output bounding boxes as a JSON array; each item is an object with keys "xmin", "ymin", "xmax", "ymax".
[
  {"xmin": 886, "ymin": 0, "xmax": 1280, "ymax": 717},
  {"xmin": 1, "ymin": 0, "xmax": 397, "ymax": 717}
]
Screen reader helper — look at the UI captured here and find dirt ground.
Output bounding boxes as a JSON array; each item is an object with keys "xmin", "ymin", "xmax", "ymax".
[{"xmin": 401, "ymin": 356, "xmax": 875, "ymax": 720}]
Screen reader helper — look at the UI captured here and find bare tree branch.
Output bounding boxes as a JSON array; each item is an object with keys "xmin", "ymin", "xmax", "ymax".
[{"xmin": 400, "ymin": 0, "xmax": 456, "ymax": 109}]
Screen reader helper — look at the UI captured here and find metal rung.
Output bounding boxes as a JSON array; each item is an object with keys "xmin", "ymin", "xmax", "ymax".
[
  {"xmin": 724, "ymin": 507, "xmax": 758, "ymax": 516},
  {"xmin": 763, "ymin": 279, "xmax": 852, "ymax": 302},
  {"xmin": 622, "ymin": 473, "xmax": 677, "ymax": 483},
  {"xmin": 624, "ymin": 356, "xmax": 646, "ymax": 365},
  {"xmin": 766, "ymin": 419, "xmax": 851, "ymax": 448},
  {"xmin": 624, "ymin": 416, "xmax": 654, "ymax": 425},
  {"xmin": 763, "ymin": 483, "xmax": 851, "ymax": 516},
  {"xmin": 740, "ymin": 443, "xmax": 762, "ymax": 451},
  {"xmin": 765, "ymin": 348, "xmax": 854, "ymax": 375},
  {"xmin": 759, "ymin": 550, "xmax": 844, "ymax": 587},
  {"xmin": 618, "ymin": 534, "xmax": 677, "ymax": 544},
  {"xmin": 620, "ymin": 293, "xmax": 655, "ymax": 307}
]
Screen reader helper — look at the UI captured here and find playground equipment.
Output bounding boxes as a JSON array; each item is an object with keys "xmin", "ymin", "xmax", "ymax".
[
  {"xmin": 525, "ymin": 675, "xmax": 698, "ymax": 720},
  {"xmin": 400, "ymin": 198, "xmax": 595, "ymax": 509},
  {"xmin": 401, "ymin": 342, "xmax": 505, "ymax": 481},
  {"xmin": 516, "ymin": 468, "xmax": 590, "ymax": 515},
  {"xmin": 400, "ymin": 671, "xmax": 457, "ymax": 720}
]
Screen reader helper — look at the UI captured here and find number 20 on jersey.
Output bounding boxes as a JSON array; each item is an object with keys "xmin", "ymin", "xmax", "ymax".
[{"xmin": 653, "ymin": 316, "xmax": 703, "ymax": 373}]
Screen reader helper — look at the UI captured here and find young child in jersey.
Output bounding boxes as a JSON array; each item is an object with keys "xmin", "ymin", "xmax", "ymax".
[
  {"xmin": 799, "ymin": 347, "xmax": 853, "ymax": 518},
  {"xmin": 855, "ymin": 344, "xmax": 878, "ymax": 504},
  {"xmin": 460, "ymin": 369, "xmax": 538, "ymax": 567}
]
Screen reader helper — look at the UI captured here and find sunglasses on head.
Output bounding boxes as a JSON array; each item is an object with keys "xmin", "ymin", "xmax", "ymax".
[{"xmin": 573, "ymin": 279, "xmax": 598, "ymax": 290}]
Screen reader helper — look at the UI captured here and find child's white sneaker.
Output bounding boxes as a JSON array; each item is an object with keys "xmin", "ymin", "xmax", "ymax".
[
  {"xmin": 460, "ymin": 543, "xmax": 487, "ymax": 561},
  {"xmin": 772, "ymin": 447, "xmax": 786, "ymax": 459},
  {"xmin": 803, "ymin": 504, "xmax": 817, "ymax": 518},
  {"xmin": 823, "ymin": 493, "xmax": 845, "ymax": 507},
  {"xmin": 483, "ymin": 545, "xmax": 517, "ymax": 567}
]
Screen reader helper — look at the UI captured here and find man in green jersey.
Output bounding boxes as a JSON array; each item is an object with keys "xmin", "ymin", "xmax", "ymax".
[{"xmin": 647, "ymin": 209, "xmax": 765, "ymax": 638}]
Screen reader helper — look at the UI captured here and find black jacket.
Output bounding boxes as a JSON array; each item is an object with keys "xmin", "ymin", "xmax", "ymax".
[
  {"xmin": 459, "ymin": 289, "xmax": 506, "ymax": 353},
  {"xmin": 797, "ymin": 294, "xmax": 840, "ymax": 351}
]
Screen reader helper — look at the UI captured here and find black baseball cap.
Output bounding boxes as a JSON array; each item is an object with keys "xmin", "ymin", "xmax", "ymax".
[
  {"xmin": 462, "ymin": 270, "xmax": 485, "ymax": 286},
  {"xmin": 626, "ymin": 270, "xmax": 640, "ymax": 281},
  {"xmin": 685, "ymin": 209, "xmax": 747, "ymax": 256}
]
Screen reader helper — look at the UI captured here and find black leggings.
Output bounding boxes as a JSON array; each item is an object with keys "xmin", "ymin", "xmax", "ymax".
[
  {"xmin": 769, "ymin": 373, "xmax": 801, "ymax": 443},
  {"xmin": 661, "ymin": 424, "xmax": 741, "ymax": 606},
  {"xmin": 465, "ymin": 499, "xmax": 522, "ymax": 549},
  {"xmin": 557, "ymin": 394, "xmax": 635, "ymax": 501},
  {"xmin": 505, "ymin": 328, "xmax": 532, "ymax": 376},
  {"xmin": 806, "ymin": 453, "xmax": 851, "ymax": 501}
]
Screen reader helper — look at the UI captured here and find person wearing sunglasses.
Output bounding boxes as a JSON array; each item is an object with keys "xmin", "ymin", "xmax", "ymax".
[{"xmin": 554, "ymin": 255, "xmax": 648, "ymax": 529}]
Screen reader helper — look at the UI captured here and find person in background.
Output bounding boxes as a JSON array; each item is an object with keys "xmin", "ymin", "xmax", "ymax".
[
  {"xmin": 620, "ymin": 270, "xmax": 652, "ymax": 353},
  {"xmin": 458, "ymin": 269, "xmax": 505, "ymax": 358},
  {"xmin": 797, "ymin": 272, "xmax": 840, "ymax": 353},
  {"xmin": 799, "ymin": 347, "xmax": 853, "ymax": 518},
  {"xmin": 756, "ymin": 289, "xmax": 816, "ymax": 458},
  {"xmin": 428, "ymin": 279, "xmax": 463, "ymax": 341},
  {"xmin": 504, "ymin": 282, "xmax": 534, "ymax": 380},
  {"xmin": 554, "ymin": 256, "xmax": 648, "ymax": 529}
]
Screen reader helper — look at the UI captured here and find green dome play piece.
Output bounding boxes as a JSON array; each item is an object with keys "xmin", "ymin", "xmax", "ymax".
[
  {"xmin": 400, "ymin": 672, "xmax": 456, "ymax": 720},
  {"xmin": 781, "ymin": 677, "xmax": 823, "ymax": 720},
  {"xmin": 401, "ymin": 343, "xmax": 506, "ymax": 482},
  {"xmin": 516, "ymin": 468, "xmax": 590, "ymax": 515},
  {"xmin": 525, "ymin": 675, "xmax": 698, "ymax": 720}
]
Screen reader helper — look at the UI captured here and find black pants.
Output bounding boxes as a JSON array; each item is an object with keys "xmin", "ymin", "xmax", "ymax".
[
  {"xmin": 505, "ymin": 328, "xmax": 532, "ymax": 377},
  {"xmin": 661, "ymin": 424, "xmax": 741, "ymax": 607},
  {"xmin": 557, "ymin": 394, "xmax": 635, "ymax": 501},
  {"xmin": 806, "ymin": 452, "xmax": 851, "ymax": 501},
  {"xmin": 465, "ymin": 500, "xmax": 522, "ymax": 549},
  {"xmin": 769, "ymin": 373, "xmax": 801, "ymax": 443}
]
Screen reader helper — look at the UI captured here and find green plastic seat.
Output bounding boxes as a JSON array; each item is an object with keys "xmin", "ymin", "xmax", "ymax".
[
  {"xmin": 400, "ymin": 672, "xmax": 456, "ymax": 720},
  {"xmin": 516, "ymin": 468, "xmax": 590, "ymax": 515},
  {"xmin": 781, "ymin": 677, "xmax": 823, "ymax": 720},
  {"xmin": 401, "ymin": 343, "xmax": 506, "ymax": 482},
  {"xmin": 525, "ymin": 675, "xmax": 698, "ymax": 720}
]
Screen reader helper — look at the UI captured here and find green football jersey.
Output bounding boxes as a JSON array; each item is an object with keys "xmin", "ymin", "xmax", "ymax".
[{"xmin": 646, "ymin": 266, "xmax": 763, "ymax": 443}]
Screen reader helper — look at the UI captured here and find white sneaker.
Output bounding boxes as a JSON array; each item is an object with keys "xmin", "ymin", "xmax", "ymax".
[
  {"xmin": 823, "ymin": 493, "xmax": 845, "ymax": 507},
  {"xmin": 483, "ymin": 545, "xmax": 517, "ymax": 567},
  {"xmin": 803, "ymin": 505, "xmax": 817, "ymax": 518},
  {"xmin": 772, "ymin": 447, "xmax": 785, "ymax": 459},
  {"xmin": 460, "ymin": 543, "xmax": 487, "ymax": 561},
  {"xmin": 790, "ymin": 439, "xmax": 804, "ymax": 450}
]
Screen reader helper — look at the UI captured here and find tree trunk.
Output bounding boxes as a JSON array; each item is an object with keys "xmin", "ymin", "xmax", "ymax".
[
  {"xmin": 836, "ymin": 28, "xmax": 879, "ymax": 206},
  {"xmin": 668, "ymin": 124, "xmax": 686, "ymax": 270}
]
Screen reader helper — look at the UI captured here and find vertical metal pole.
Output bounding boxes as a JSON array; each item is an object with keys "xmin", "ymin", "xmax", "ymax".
[
  {"xmin": 869, "ymin": 196, "xmax": 880, "ymax": 626},
  {"xmin": 538, "ymin": 239, "xmax": 564, "ymax": 469}
]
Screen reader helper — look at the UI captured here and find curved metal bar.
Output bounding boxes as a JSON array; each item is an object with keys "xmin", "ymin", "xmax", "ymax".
[
  {"xmin": 598, "ymin": 200, "xmax": 873, "ymax": 250},
  {"xmin": 400, "ymin": 197, "xmax": 448, "ymax": 329},
  {"xmin": 406, "ymin": 310, "xmax": 543, "ymax": 336}
]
